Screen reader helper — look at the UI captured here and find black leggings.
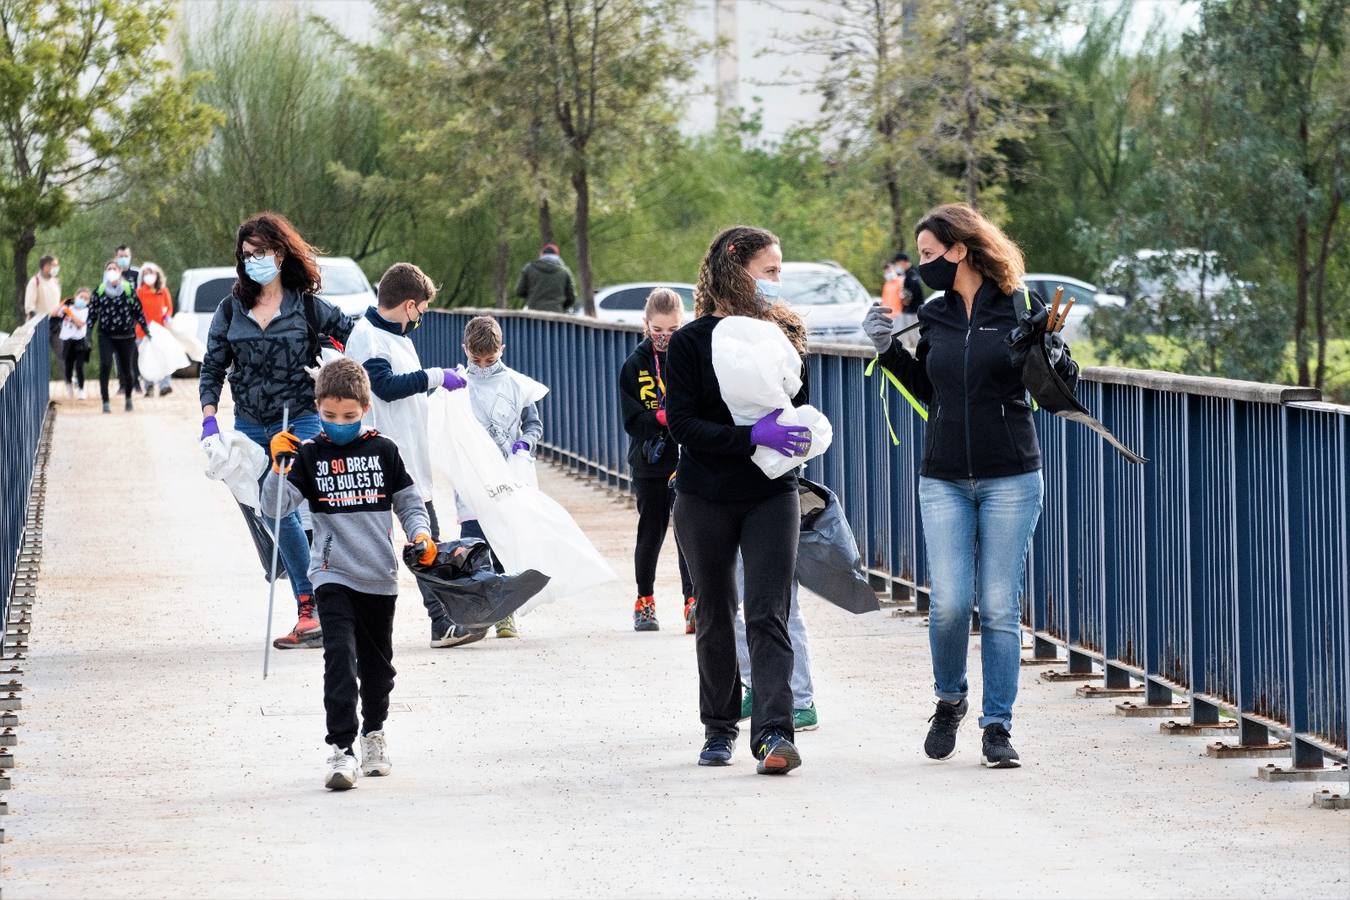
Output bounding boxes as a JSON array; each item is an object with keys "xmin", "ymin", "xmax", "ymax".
[
  {"xmin": 98, "ymin": 333, "xmax": 137, "ymax": 402},
  {"xmin": 63, "ymin": 339, "xmax": 88, "ymax": 387},
  {"xmin": 674, "ymin": 489, "xmax": 799, "ymax": 749},
  {"xmin": 632, "ymin": 475, "xmax": 694, "ymax": 599}
]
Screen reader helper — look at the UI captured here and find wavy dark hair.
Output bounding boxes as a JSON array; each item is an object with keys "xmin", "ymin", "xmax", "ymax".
[
  {"xmin": 914, "ymin": 203, "xmax": 1025, "ymax": 296},
  {"xmin": 233, "ymin": 212, "xmax": 323, "ymax": 308},
  {"xmin": 693, "ymin": 225, "xmax": 806, "ymax": 353}
]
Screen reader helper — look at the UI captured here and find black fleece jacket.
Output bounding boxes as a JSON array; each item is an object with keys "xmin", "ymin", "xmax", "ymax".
[
  {"xmin": 878, "ymin": 278, "xmax": 1078, "ymax": 481},
  {"xmin": 619, "ymin": 338, "xmax": 678, "ymax": 478}
]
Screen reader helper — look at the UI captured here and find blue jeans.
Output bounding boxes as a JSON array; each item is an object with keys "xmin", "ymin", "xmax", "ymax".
[
  {"xmin": 918, "ymin": 471, "xmax": 1042, "ymax": 731},
  {"xmin": 733, "ymin": 554, "xmax": 814, "ymax": 707},
  {"xmin": 236, "ymin": 413, "xmax": 321, "ymax": 608}
]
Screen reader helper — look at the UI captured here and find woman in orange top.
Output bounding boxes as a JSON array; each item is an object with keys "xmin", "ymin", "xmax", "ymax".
[{"xmin": 136, "ymin": 261, "xmax": 175, "ymax": 396}]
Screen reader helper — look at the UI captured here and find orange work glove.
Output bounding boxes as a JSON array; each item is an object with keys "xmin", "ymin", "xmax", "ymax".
[
  {"xmin": 269, "ymin": 430, "xmax": 301, "ymax": 473},
  {"xmin": 412, "ymin": 532, "xmax": 437, "ymax": 566}
]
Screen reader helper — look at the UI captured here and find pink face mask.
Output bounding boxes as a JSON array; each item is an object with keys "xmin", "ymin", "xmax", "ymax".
[{"xmin": 650, "ymin": 332, "xmax": 672, "ymax": 352}]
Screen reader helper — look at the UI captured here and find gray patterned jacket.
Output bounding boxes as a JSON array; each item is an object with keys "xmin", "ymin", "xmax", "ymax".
[{"xmin": 198, "ymin": 288, "xmax": 356, "ymax": 425}]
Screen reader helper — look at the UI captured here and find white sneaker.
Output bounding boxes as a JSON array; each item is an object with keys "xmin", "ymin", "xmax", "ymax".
[
  {"xmin": 324, "ymin": 744, "xmax": 358, "ymax": 790},
  {"xmin": 77, "ymin": 387, "xmax": 87, "ymax": 400},
  {"xmin": 360, "ymin": 730, "xmax": 392, "ymax": 777},
  {"xmin": 65, "ymin": 383, "xmax": 74, "ymax": 399}
]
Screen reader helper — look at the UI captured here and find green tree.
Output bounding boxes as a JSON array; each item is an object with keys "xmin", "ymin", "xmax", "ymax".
[
  {"xmin": 0, "ymin": 0, "xmax": 216, "ymax": 324},
  {"xmin": 536, "ymin": 0, "xmax": 696, "ymax": 314}
]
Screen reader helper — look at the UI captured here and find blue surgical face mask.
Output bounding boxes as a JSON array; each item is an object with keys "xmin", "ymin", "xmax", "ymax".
[
  {"xmin": 755, "ymin": 278, "xmax": 781, "ymax": 302},
  {"xmin": 116, "ymin": 255, "xmax": 131, "ymax": 270},
  {"xmin": 244, "ymin": 254, "xmax": 280, "ymax": 286},
  {"xmin": 321, "ymin": 419, "xmax": 362, "ymax": 445},
  {"xmin": 74, "ymin": 298, "xmax": 88, "ymax": 309}
]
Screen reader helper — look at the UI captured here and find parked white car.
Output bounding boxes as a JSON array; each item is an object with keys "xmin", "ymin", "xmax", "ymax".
[
  {"xmin": 779, "ymin": 261, "xmax": 871, "ymax": 344},
  {"xmin": 589, "ymin": 282, "xmax": 695, "ymax": 325},
  {"xmin": 174, "ymin": 257, "xmax": 376, "ymax": 361},
  {"xmin": 1022, "ymin": 273, "xmax": 1126, "ymax": 344}
]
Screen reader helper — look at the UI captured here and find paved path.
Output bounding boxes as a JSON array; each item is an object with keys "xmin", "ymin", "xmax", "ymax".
[{"xmin": 3, "ymin": 384, "xmax": 1347, "ymax": 898}]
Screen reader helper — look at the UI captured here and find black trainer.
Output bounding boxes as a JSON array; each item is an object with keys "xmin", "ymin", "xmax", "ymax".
[
  {"xmin": 924, "ymin": 698, "xmax": 969, "ymax": 760},
  {"xmin": 981, "ymin": 724, "xmax": 1021, "ymax": 768},
  {"xmin": 698, "ymin": 735, "xmax": 735, "ymax": 767}
]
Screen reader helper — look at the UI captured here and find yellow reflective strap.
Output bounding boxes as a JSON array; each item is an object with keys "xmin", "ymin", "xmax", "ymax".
[
  {"xmin": 866, "ymin": 355, "xmax": 929, "ymax": 447},
  {"xmin": 1021, "ymin": 286, "xmax": 1039, "ymax": 412}
]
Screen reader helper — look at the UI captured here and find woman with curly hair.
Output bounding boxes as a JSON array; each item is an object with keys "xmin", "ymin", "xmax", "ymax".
[
  {"xmin": 198, "ymin": 212, "xmax": 358, "ymax": 650},
  {"xmin": 666, "ymin": 225, "xmax": 812, "ymax": 775},
  {"xmin": 861, "ymin": 203, "xmax": 1079, "ymax": 769}
]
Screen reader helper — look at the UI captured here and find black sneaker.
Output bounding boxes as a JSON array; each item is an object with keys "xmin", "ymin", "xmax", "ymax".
[
  {"xmin": 698, "ymin": 735, "xmax": 734, "ymax": 767},
  {"xmin": 755, "ymin": 733, "xmax": 801, "ymax": 775},
  {"xmin": 102, "ymin": 402, "xmax": 111, "ymax": 414},
  {"xmin": 981, "ymin": 724, "xmax": 1021, "ymax": 768},
  {"xmin": 430, "ymin": 624, "xmax": 487, "ymax": 648},
  {"xmin": 159, "ymin": 384, "xmax": 173, "ymax": 397},
  {"xmin": 924, "ymin": 698, "xmax": 969, "ymax": 760},
  {"xmin": 124, "ymin": 396, "xmax": 134, "ymax": 412}
]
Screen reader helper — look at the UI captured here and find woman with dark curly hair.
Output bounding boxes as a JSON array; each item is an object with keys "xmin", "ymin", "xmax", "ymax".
[
  {"xmin": 666, "ymin": 225, "xmax": 812, "ymax": 775},
  {"xmin": 198, "ymin": 212, "xmax": 358, "ymax": 650}
]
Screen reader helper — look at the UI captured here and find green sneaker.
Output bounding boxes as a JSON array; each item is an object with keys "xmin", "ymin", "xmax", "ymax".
[
  {"xmin": 793, "ymin": 703, "xmax": 819, "ymax": 732},
  {"xmin": 495, "ymin": 615, "xmax": 519, "ymax": 638},
  {"xmin": 739, "ymin": 687, "xmax": 752, "ymax": 721}
]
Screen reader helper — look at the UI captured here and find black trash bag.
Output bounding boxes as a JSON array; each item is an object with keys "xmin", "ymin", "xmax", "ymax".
[
  {"xmin": 238, "ymin": 500, "xmax": 288, "ymax": 583},
  {"xmin": 1006, "ymin": 309, "xmax": 1147, "ymax": 465},
  {"xmin": 402, "ymin": 538, "xmax": 550, "ymax": 629},
  {"xmin": 795, "ymin": 479, "xmax": 880, "ymax": 615}
]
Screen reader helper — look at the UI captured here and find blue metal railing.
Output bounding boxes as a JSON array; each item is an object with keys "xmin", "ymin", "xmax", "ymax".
[
  {"xmin": 414, "ymin": 308, "xmax": 1349, "ymax": 766},
  {"xmin": 0, "ymin": 319, "xmax": 52, "ymax": 633}
]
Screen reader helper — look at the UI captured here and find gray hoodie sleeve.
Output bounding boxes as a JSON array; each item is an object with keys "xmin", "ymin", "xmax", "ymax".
[
  {"xmin": 393, "ymin": 485, "xmax": 431, "ymax": 543},
  {"xmin": 520, "ymin": 402, "xmax": 543, "ymax": 450},
  {"xmin": 260, "ymin": 465, "xmax": 306, "ymax": 520}
]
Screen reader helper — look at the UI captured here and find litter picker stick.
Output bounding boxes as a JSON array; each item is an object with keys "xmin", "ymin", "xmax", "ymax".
[
  {"xmin": 1053, "ymin": 297, "xmax": 1077, "ymax": 333},
  {"xmin": 263, "ymin": 404, "xmax": 290, "ymax": 679},
  {"xmin": 1046, "ymin": 285, "xmax": 1064, "ymax": 331}
]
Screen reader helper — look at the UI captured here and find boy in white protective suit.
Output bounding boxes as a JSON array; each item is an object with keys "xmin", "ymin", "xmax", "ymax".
[
  {"xmin": 451, "ymin": 314, "xmax": 545, "ymax": 644},
  {"xmin": 343, "ymin": 262, "xmax": 472, "ymax": 648}
]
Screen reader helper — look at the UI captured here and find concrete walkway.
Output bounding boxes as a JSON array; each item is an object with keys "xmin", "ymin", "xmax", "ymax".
[{"xmin": 3, "ymin": 384, "xmax": 1347, "ymax": 899}]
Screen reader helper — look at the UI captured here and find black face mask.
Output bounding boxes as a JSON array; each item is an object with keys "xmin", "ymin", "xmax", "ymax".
[{"xmin": 918, "ymin": 253, "xmax": 959, "ymax": 292}]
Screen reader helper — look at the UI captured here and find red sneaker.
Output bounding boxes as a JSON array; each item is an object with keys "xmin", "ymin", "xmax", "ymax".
[
  {"xmin": 273, "ymin": 595, "xmax": 323, "ymax": 649},
  {"xmin": 684, "ymin": 597, "xmax": 697, "ymax": 635}
]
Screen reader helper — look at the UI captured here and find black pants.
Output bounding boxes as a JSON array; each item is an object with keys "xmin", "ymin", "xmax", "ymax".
[
  {"xmin": 63, "ymin": 338, "xmax": 88, "ymax": 387},
  {"xmin": 674, "ymin": 489, "xmax": 798, "ymax": 750},
  {"xmin": 417, "ymin": 501, "xmax": 446, "ymax": 633},
  {"xmin": 633, "ymin": 475, "xmax": 694, "ymax": 599},
  {"xmin": 315, "ymin": 583, "xmax": 397, "ymax": 750},
  {"xmin": 98, "ymin": 333, "xmax": 137, "ymax": 402}
]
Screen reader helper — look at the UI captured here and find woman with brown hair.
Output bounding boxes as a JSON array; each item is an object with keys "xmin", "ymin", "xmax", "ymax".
[
  {"xmin": 198, "ymin": 212, "xmax": 358, "ymax": 650},
  {"xmin": 666, "ymin": 225, "xmax": 812, "ymax": 775},
  {"xmin": 862, "ymin": 203, "xmax": 1078, "ymax": 769}
]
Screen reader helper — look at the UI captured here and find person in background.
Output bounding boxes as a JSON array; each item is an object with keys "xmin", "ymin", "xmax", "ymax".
[
  {"xmin": 59, "ymin": 287, "xmax": 92, "ymax": 400},
  {"xmin": 452, "ymin": 315, "xmax": 544, "ymax": 644},
  {"xmin": 619, "ymin": 287, "xmax": 696, "ymax": 634},
  {"xmin": 136, "ymin": 262, "xmax": 175, "ymax": 396},
  {"xmin": 89, "ymin": 259, "xmax": 148, "ymax": 414},
  {"xmin": 880, "ymin": 258, "xmax": 903, "ymax": 314},
  {"xmin": 515, "ymin": 243, "xmax": 577, "ymax": 314},
  {"xmin": 114, "ymin": 244, "xmax": 140, "ymax": 290},
  {"xmin": 23, "ymin": 254, "xmax": 63, "ymax": 361},
  {"xmin": 897, "ymin": 252, "xmax": 925, "ymax": 350},
  {"xmin": 343, "ymin": 262, "xmax": 469, "ymax": 648}
]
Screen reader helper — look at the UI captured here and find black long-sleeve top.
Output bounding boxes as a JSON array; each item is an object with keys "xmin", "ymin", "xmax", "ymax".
[
  {"xmin": 619, "ymin": 337, "xmax": 678, "ymax": 478},
  {"xmin": 665, "ymin": 314, "xmax": 807, "ymax": 503}
]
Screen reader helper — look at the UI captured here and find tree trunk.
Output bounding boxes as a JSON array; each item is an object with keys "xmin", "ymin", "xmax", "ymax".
[
  {"xmin": 959, "ymin": 13, "xmax": 979, "ymax": 209},
  {"xmin": 11, "ymin": 230, "xmax": 35, "ymax": 326},
  {"xmin": 571, "ymin": 163, "xmax": 595, "ymax": 317},
  {"xmin": 884, "ymin": 160, "xmax": 906, "ymax": 252},
  {"xmin": 1294, "ymin": 209, "xmax": 1311, "ymax": 386},
  {"xmin": 493, "ymin": 236, "xmax": 511, "ymax": 309},
  {"xmin": 538, "ymin": 198, "xmax": 555, "ymax": 248},
  {"xmin": 1311, "ymin": 185, "xmax": 1341, "ymax": 391}
]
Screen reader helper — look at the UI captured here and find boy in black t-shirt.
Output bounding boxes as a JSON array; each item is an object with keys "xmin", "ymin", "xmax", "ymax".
[{"xmin": 262, "ymin": 358, "xmax": 435, "ymax": 791}]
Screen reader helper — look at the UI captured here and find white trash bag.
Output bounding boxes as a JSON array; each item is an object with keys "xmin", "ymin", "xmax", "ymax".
[
  {"xmin": 202, "ymin": 428, "xmax": 269, "ymax": 512},
  {"xmin": 428, "ymin": 389, "xmax": 616, "ymax": 612},
  {"xmin": 137, "ymin": 321, "xmax": 191, "ymax": 383},
  {"xmin": 169, "ymin": 317, "xmax": 206, "ymax": 364},
  {"xmin": 710, "ymin": 315, "xmax": 833, "ymax": 479},
  {"xmin": 507, "ymin": 451, "xmax": 540, "ymax": 490}
]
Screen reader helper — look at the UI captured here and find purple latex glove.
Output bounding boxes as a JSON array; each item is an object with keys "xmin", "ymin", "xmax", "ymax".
[
  {"xmin": 511, "ymin": 440, "xmax": 531, "ymax": 455},
  {"xmin": 749, "ymin": 409, "xmax": 811, "ymax": 458},
  {"xmin": 200, "ymin": 414, "xmax": 220, "ymax": 441},
  {"xmin": 442, "ymin": 368, "xmax": 467, "ymax": 392}
]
